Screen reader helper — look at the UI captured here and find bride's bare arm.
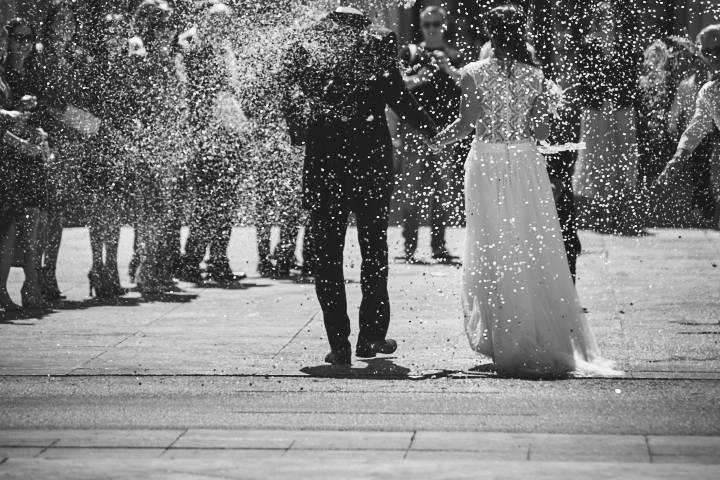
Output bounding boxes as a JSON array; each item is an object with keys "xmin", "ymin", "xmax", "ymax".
[{"xmin": 431, "ymin": 71, "xmax": 481, "ymax": 148}]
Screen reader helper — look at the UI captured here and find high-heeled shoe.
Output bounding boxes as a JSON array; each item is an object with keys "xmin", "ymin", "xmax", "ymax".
[
  {"xmin": 0, "ymin": 293, "xmax": 22, "ymax": 312},
  {"xmin": 39, "ymin": 266, "xmax": 65, "ymax": 301},
  {"xmin": 102, "ymin": 265, "xmax": 126, "ymax": 297},
  {"xmin": 21, "ymin": 282, "xmax": 48, "ymax": 309},
  {"xmin": 88, "ymin": 269, "xmax": 105, "ymax": 298}
]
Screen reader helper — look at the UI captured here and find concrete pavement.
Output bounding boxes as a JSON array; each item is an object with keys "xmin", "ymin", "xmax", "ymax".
[{"xmin": 0, "ymin": 226, "xmax": 719, "ymax": 478}]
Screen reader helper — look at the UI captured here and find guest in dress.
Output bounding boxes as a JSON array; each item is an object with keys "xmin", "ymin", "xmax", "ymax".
[
  {"xmin": 179, "ymin": 3, "xmax": 247, "ymax": 283},
  {"xmin": 637, "ymin": 40, "xmax": 674, "ymax": 188},
  {"xmin": 0, "ymin": 23, "xmax": 29, "ymax": 312},
  {"xmin": 126, "ymin": 0, "xmax": 184, "ymax": 294},
  {"xmin": 2, "ymin": 18, "xmax": 51, "ymax": 309},
  {"xmin": 573, "ymin": 2, "xmax": 642, "ymax": 234},
  {"xmin": 81, "ymin": 13, "xmax": 132, "ymax": 298},
  {"xmin": 33, "ymin": 0, "xmax": 86, "ymax": 301}
]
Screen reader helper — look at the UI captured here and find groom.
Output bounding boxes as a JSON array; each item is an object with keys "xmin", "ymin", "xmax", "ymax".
[{"xmin": 280, "ymin": 6, "xmax": 437, "ymax": 364}]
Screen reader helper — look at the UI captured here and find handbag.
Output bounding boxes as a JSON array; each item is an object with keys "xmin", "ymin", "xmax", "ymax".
[
  {"xmin": 61, "ymin": 104, "xmax": 101, "ymax": 136},
  {"xmin": 212, "ymin": 90, "xmax": 248, "ymax": 133}
]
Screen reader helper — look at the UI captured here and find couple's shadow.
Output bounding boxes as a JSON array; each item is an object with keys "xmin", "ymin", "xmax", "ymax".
[
  {"xmin": 301, "ymin": 357, "xmax": 411, "ymax": 379},
  {"xmin": 301, "ymin": 359, "xmax": 501, "ymax": 380}
]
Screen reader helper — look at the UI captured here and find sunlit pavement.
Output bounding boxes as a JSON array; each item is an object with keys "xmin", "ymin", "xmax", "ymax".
[{"xmin": 1, "ymin": 226, "xmax": 719, "ymax": 478}]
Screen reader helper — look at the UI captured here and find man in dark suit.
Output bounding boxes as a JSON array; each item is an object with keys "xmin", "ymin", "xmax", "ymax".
[{"xmin": 280, "ymin": 6, "xmax": 437, "ymax": 365}]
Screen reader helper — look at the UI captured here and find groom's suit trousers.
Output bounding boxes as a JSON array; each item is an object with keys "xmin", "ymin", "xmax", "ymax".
[{"xmin": 312, "ymin": 203, "xmax": 391, "ymax": 352}]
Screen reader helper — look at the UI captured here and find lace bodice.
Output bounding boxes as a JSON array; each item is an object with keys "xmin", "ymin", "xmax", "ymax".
[{"xmin": 463, "ymin": 58, "xmax": 544, "ymax": 143}]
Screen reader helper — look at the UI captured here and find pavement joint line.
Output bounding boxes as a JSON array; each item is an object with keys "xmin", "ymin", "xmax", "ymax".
[
  {"xmin": 34, "ymin": 438, "xmax": 60, "ymax": 458},
  {"xmin": 598, "ymin": 236, "xmax": 626, "ymax": 343},
  {"xmin": 3, "ymin": 373, "xmax": 720, "ymax": 381},
  {"xmin": 0, "ymin": 457, "xmax": 6, "ymax": 467},
  {"xmin": 281, "ymin": 440, "xmax": 295, "ymax": 457},
  {"xmin": 403, "ymin": 430, "xmax": 416, "ymax": 459},
  {"xmin": 227, "ymin": 411, "xmax": 537, "ymax": 417},
  {"xmin": 272, "ymin": 311, "xmax": 320, "ymax": 359},
  {"xmin": 161, "ymin": 428, "xmax": 188, "ymax": 456},
  {"xmin": 64, "ymin": 304, "xmax": 189, "ymax": 375},
  {"xmin": 644, "ymin": 434, "xmax": 652, "ymax": 463},
  {"xmin": 526, "ymin": 442, "xmax": 531, "ymax": 461}
]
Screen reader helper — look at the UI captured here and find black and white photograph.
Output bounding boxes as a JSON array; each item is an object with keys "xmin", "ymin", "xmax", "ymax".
[{"xmin": 0, "ymin": 0, "xmax": 719, "ymax": 478}]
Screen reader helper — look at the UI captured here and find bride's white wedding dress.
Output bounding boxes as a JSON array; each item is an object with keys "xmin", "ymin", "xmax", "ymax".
[{"xmin": 460, "ymin": 58, "xmax": 619, "ymax": 378}]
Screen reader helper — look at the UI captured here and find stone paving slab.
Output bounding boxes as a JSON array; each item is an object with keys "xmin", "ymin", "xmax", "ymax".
[
  {"xmin": 1, "ymin": 457, "xmax": 719, "ymax": 479},
  {"xmin": 1, "ymin": 429, "xmax": 718, "ymax": 465}
]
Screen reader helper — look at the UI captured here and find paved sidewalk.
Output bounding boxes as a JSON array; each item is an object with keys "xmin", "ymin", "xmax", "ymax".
[{"xmin": 1, "ymin": 227, "xmax": 719, "ymax": 478}]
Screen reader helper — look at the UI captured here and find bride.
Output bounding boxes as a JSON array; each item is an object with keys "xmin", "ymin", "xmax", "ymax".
[{"xmin": 429, "ymin": 5, "xmax": 619, "ymax": 378}]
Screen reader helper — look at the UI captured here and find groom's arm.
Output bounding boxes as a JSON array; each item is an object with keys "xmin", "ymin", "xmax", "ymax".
[
  {"xmin": 377, "ymin": 31, "xmax": 437, "ymax": 138},
  {"xmin": 277, "ymin": 43, "xmax": 310, "ymax": 146}
]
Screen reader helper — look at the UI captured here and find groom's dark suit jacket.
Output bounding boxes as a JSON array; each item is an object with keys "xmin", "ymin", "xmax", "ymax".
[{"xmin": 279, "ymin": 10, "xmax": 437, "ymax": 213}]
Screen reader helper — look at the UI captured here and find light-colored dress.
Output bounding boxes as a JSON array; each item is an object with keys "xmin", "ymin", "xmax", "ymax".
[{"xmin": 461, "ymin": 59, "xmax": 619, "ymax": 377}]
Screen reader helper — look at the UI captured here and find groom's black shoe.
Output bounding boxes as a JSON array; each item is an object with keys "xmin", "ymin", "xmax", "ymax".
[
  {"xmin": 355, "ymin": 339, "xmax": 397, "ymax": 358},
  {"xmin": 324, "ymin": 348, "xmax": 351, "ymax": 365}
]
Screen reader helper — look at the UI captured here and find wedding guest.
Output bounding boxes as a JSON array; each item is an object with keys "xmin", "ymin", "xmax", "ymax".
[
  {"xmin": 665, "ymin": 36, "xmax": 716, "ymax": 226},
  {"xmin": 396, "ymin": 5, "xmax": 462, "ymax": 264},
  {"xmin": 637, "ymin": 40, "xmax": 674, "ymax": 187},
  {"xmin": 0, "ymin": 23, "xmax": 27, "ymax": 312},
  {"xmin": 2, "ymin": 18, "xmax": 50, "ymax": 309},
  {"xmin": 126, "ymin": 0, "xmax": 184, "ymax": 294},
  {"xmin": 33, "ymin": 0, "xmax": 85, "ymax": 300},
  {"xmin": 179, "ymin": 3, "xmax": 247, "ymax": 283},
  {"xmin": 660, "ymin": 24, "xmax": 720, "ymax": 229},
  {"xmin": 573, "ymin": 2, "xmax": 642, "ymax": 234},
  {"xmin": 545, "ymin": 21, "xmax": 582, "ymax": 281},
  {"xmin": 81, "ymin": 13, "xmax": 132, "ymax": 298}
]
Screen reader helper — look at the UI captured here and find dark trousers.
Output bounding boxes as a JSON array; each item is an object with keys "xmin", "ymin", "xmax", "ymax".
[
  {"xmin": 398, "ymin": 127, "xmax": 449, "ymax": 256},
  {"xmin": 185, "ymin": 221, "xmax": 232, "ymax": 269},
  {"xmin": 312, "ymin": 203, "xmax": 390, "ymax": 352},
  {"xmin": 548, "ymin": 151, "xmax": 581, "ymax": 281}
]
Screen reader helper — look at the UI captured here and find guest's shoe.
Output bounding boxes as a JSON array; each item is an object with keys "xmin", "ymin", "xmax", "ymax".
[
  {"xmin": 0, "ymin": 292, "xmax": 22, "ymax": 312},
  {"xmin": 206, "ymin": 261, "xmax": 246, "ymax": 282},
  {"xmin": 88, "ymin": 269, "xmax": 102, "ymax": 297},
  {"xmin": 39, "ymin": 267, "xmax": 65, "ymax": 300},
  {"xmin": 21, "ymin": 282, "xmax": 48, "ymax": 309},
  {"xmin": 324, "ymin": 348, "xmax": 351, "ymax": 365},
  {"xmin": 395, "ymin": 254, "xmax": 424, "ymax": 264},
  {"xmin": 128, "ymin": 252, "xmax": 140, "ymax": 283},
  {"xmin": 176, "ymin": 261, "xmax": 203, "ymax": 283},
  {"xmin": 432, "ymin": 248, "xmax": 460, "ymax": 264},
  {"xmin": 355, "ymin": 339, "xmax": 397, "ymax": 358},
  {"xmin": 102, "ymin": 266, "xmax": 126, "ymax": 297},
  {"xmin": 257, "ymin": 259, "xmax": 274, "ymax": 278}
]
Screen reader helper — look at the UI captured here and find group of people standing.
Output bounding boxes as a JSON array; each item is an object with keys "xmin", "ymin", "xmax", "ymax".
[{"xmin": 0, "ymin": 0, "xmax": 310, "ymax": 312}]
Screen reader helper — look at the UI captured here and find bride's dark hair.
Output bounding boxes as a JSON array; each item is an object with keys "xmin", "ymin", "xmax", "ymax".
[{"xmin": 485, "ymin": 4, "xmax": 536, "ymax": 66}]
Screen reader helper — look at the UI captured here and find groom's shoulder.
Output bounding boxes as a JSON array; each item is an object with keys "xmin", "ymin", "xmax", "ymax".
[{"xmin": 365, "ymin": 25, "xmax": 397, "ymax": 46}]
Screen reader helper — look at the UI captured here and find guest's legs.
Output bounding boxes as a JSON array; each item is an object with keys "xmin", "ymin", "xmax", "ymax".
[
  {"xmin": 429, "ymin": 148, "xmax": 452, "ymax": 255},
  {"xmin": 399, "ymin": 131, "xmax": 427, "ymax": 258},
  {"xmin": 19, "ymin": 208, "xmax": 44, "ymax": 305},
  {"xmin": 38, "ymin": 213, "xmax": 64, "ymax": 298},
  {"xmin": 0, "ymin": 221, "xmax": 17, "ymax": 307}
]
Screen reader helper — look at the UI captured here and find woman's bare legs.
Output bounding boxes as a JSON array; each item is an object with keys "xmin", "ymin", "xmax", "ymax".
[
  {"xmin": 19, "ymin": 208, "xmax": 46, "ymax": 308},
  {"xmin": 0, "ymin": 221, "xmax": 19, "ymax": 309}
]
